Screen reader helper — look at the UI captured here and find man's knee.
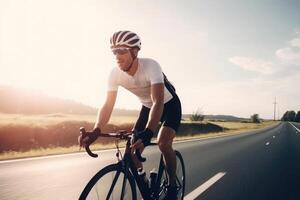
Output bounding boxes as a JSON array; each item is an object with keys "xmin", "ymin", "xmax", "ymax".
[
  {"xmin": 157, "ymin": 126, "xmax": 176, "ymax": 153},
  {"xmin": 158, "ymin": 141, "xmax": 172, "ymax": 153}
]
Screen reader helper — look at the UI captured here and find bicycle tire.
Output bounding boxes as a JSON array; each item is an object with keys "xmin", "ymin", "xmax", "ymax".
[
  {"xmin": 158, "ymin": 150, "xmax": 186, "ymax": 200},
  {"xmin": 174, "ymin": 150, "xmax": 185, "ymax": 200},
  {"xmin": 79, "ymin": 163, "xmax": 137, "ymax": 200}
]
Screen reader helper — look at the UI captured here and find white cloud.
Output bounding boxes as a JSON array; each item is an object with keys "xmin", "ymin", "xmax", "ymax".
[
  {"xmin": 225, "ymin": 34, "xmax": 300, "ymax": 118},
  {"xmin": 290, "ymin": 37, "xmax": 300, "ymax": 47},
  {"xmin": 230, "ymin": 36, "xmax": 300, "ymax": 76},
  {"xmin": 183, "ymin": 73, "xmax": 300, "ymax": 119},
  {"xmin": 229, "ymin": 56, "xmax": 275, "ymax": 74},
  {"xmin": 274, "ymin": 35, "xmax": 300, "ymax": 66}
]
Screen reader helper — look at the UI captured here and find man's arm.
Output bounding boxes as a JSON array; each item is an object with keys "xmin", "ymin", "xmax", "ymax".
[
  {"xmin": 94, "ymin": 91, "xmax": 117, "ymax": 130},
  {"xmin": 146, "ymin": 83, "xmax": 164, "ymax": 132},
  {"xmin": 131, "ymin": 83, "xmax": 164, "ymax": 150},
  {"xmin": 79, "ymin": 91, "xmax": 117, "ymax": 148}
]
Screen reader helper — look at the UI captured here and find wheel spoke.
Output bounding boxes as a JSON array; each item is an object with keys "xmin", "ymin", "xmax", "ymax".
[
  {"xmin": 80, "ymin": 163, "xmax": 136, "ymax": 200},
  {"xmin": 120, "ymin": 173, "xmax": 127, "ymax": 200},
  {"xmin": 106, "ymin": 170, "xmax": 121, "ymax": 200},
  {"xmin": 94, "ymin": 184, "xmax": 100, "ymax": 200},
  {"xmin": 176, "ymin": 175, "xmax": 182, "ymax": 188}
]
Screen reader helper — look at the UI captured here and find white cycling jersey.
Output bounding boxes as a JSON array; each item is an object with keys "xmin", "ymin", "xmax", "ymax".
[{"xmin": 108, "ymin": 58, "xmax": 173, "ymax": 108}]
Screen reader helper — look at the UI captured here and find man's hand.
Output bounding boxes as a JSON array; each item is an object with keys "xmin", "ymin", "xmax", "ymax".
[
  {"xmin": 78, "ymin": 127, "xmax": 101, "ymax": 148},
  {"xmin": 130, "ymin": 128, "xmax": 154, "ymax": 152}
]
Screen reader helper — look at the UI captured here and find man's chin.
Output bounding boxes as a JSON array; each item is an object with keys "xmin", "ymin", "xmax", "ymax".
[
  {"xmin": 121, "ymin": 68, "xmax": 129, "ymax": 72},
  {"xmin": 119, "ymin": 65, "xmax": 129, "ymax": 72}
]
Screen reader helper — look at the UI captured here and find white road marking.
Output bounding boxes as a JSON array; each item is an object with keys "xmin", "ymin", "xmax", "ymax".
[
  {"xmin": 266, "ymin": 142, "xmax": 270, "ymax": 146},
  {"xmin": 289, "ymin": 122, "xmax": 300, "ymax": 133},
  {"xmin": 184, "ymin": 172, "xmax": 226, "ymax": 200}
]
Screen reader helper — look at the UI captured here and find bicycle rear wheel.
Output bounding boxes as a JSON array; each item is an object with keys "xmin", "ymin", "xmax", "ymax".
[
  {"xmin": 158, "ymin": 150, "xmax": 185, "ymax": 200},
  {"xmin": 174, "ymin": 150, "xmax": 185, "ymax": 199},
  {"xmin": 79, "ymin": 163, "xmax": 137, "ymax": 200}
]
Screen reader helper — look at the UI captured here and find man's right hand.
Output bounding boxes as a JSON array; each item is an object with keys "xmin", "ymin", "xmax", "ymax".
[{"xmin": 78, "ymin": 127, "xmax": 101, "ymax": 148}]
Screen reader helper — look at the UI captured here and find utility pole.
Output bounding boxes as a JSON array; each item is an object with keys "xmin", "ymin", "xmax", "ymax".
[{"xmin": 273, "ymin": 97, "xmax": 277, "ymax": 121}]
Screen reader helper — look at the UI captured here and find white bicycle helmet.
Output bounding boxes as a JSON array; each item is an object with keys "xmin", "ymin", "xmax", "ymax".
[{"xmin": 110, "ymin": 31, "xmax": 141, "ymax": 50}]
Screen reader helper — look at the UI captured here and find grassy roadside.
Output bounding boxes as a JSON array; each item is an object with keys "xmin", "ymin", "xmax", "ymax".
[
  {"xmin": 0, "ymin": 120, "xmax": 277, "ymax": 161},
  {"xmin": 174, "ymin": 120, "xmax": 277, "ymax": 141}
]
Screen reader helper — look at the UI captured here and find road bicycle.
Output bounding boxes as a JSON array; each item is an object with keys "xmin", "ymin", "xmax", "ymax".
[{"xmin": 78, "ymin": 127, "xmax": 185, "ymax": 200}]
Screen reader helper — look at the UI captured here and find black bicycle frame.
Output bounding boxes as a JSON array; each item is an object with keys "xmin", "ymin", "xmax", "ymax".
[{"xmin": 116, "ymin": 140, "xmax": 166, "ymax": 200}]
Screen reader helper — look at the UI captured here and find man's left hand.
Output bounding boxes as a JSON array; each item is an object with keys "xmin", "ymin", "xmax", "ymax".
[{"xmin": 130, "ymin": 128, "xmax": 154, "ymax": 152}]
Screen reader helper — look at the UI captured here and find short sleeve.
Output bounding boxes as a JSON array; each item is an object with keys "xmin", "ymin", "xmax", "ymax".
[
  {"xmin": 107, "ymin": 68, "xmax": 119, "ymax": 91},
  {"xmin": 147, "ymin": 60, "xmax": 164, "ymax": 85}
]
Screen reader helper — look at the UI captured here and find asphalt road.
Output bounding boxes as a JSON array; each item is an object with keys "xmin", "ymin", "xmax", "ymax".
[
  {"xmin": 0, "ymin": 122, "xmax": 299, "ymax": 200},
  {"xmin": 184, "ymin": 122, "xmax": 300, "ymax": 200}
]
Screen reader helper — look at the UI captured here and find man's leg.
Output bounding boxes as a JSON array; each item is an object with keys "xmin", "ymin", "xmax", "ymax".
[{"xmin": 157, "ymin": 126, "xmax": 176, "ymax": 186}]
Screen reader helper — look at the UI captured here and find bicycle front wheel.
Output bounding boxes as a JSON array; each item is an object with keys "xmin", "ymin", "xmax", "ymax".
[{"xmin": 79, "ymin": 163, "xmax": 137, "ymax": 200}]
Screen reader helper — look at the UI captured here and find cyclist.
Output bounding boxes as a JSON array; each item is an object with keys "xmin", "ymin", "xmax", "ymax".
[{"xmin": 79, "ymin": 30, "xmax": 182, "ymax": 199}]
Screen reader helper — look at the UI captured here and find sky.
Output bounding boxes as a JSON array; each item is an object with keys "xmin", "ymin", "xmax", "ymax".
[{"xmin": 1, "ymin": 0, "xmax": 300, "ymax": 119}]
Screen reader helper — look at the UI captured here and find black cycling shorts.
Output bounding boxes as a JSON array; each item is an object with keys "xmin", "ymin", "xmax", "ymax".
[{"xmin": 133, "ymin": 96, "xmax": 182, "ymax": 133}]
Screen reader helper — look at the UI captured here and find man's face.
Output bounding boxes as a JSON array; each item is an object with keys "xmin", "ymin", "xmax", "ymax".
[{"xmin": 112, "ymin": 47, "xmax": 133, "ymax": 71}]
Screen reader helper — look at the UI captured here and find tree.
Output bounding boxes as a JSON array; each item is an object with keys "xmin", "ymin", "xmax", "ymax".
[
  {"xmin": 251, "ymin": 114, "xmax": 260, "ymax": 123},
  {"xmin": 281, "ymin": 111, "xmax": 289, "ymax": 121},
  {"xmin": 287, "ymin": 110, "xmax": 296, "ymax": 122},
  {"xmin": 295, "ymin": 111, "xmax": 300, "ymax": 123},
  {"xmin": 281, "ymin": 110, "xmax": 296, "ymax": 122}
]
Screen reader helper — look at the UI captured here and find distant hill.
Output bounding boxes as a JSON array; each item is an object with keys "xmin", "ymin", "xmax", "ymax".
[
  {"xmin": 0, "ymin": 85, "xmax": 245, "ymax": 120},
  {"xmin": 205, "ymin": 115, "xmax": 248, "ymax": 121},
  {"xmin": 0, "ymin": 85, "xmax": 97, "ymax": 114},
  {"xmin": 112, "ymin": 108, "xmax": 139, "ymax": 116},
  {"xmin": 183, "ymin": 114, "xmax": 248, "ymax": 121},
  {"xmin": 0, "ymin": 85, "xmax": 141, "ymax": 116}
]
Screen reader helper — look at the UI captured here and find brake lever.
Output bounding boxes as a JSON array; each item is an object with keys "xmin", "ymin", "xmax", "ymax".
[
  {"xmin": 129, "ymin": 132, "xmax": 147, "ymax": 162},
  {"xmin": 85, "ymin": 145, "xmax": 98, "ymax": 158},
  {"xmin": 80, "ymin": 127, "xmax": 98, "ymax": 158},
  {"xmin": 136, "ymin": 149, "xmax": 146, "ymax": 162}
]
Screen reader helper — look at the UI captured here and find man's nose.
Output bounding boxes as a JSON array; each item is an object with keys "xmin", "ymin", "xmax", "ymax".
[{"xmin": 115, "ymin": 53, "xmax": 122, "ymax": 59}]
